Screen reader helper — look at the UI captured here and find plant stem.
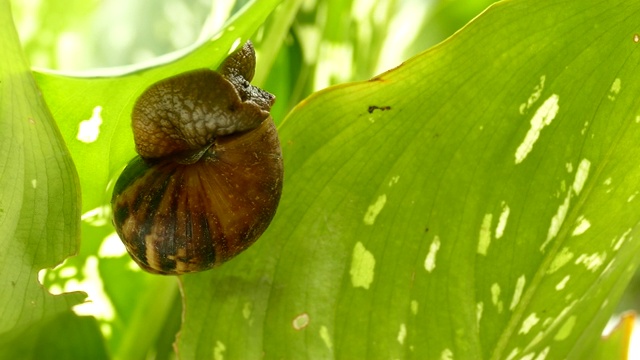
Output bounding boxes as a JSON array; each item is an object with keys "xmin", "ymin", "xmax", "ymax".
[{"xmin": 112, "ymin": 276, "xmax": 179, "ymax": 360}]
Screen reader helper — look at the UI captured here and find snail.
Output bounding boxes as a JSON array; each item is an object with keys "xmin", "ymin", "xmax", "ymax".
[{"xmin": 111, "ymin": 41, "xmax": 283, "ymax": 275}]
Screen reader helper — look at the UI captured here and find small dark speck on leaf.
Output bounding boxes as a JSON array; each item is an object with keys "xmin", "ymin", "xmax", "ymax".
[
  {"xmin": 424, "ymin": 227, "xmax": 429, "ymax": 233},
  {"xmin": 368, "ymin": 105, "xmax": 392, "ymax": 114}
]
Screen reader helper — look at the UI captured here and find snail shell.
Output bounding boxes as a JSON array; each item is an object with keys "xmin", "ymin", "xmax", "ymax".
[{"xmin": 111, "ymin": 42, "xmax": 283, "ymax": 275}]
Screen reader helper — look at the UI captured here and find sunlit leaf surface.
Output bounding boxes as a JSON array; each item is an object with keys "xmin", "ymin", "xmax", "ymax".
[
  {"xmin": 0, "ymin": 0, "xmax": 99, "ymax": 356},
  {"xmin": 177, "ymin": 0, "xmax": 640, "ymax": 358}
]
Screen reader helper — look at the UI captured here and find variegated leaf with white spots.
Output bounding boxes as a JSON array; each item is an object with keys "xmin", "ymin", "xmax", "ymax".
[{"xmin": 176, "ymin": 0, "xmax": 640, "ymax": 358}]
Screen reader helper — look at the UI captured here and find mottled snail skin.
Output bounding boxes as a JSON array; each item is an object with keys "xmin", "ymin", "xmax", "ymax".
[{"xmin": 111, "ymin": 41, "xmax": 283, "ymax": 275}]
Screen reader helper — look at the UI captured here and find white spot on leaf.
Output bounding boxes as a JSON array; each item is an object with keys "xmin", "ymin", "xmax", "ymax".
[
  {"xmin": 505, "ymin": 348, "xmax": 521, "ymax": 360},
  {"xmin": 242, "ymin": 302, "xmax": 252, "ymax": 319},
  {"xmin": 520, "ymin": 353, "xmax": 535, "ymax": 360},
  {"xmin": 581, "ymin": 121, "xmax": 589, "ymax": 135},
  {"xmin": 496, "ymin": 202, "xmax": 510, "ymax": 239},
  {"xmin": 441, "ymin": 348, "xmax": 453, "ymax": 360},
  {"xmin": 476, "ymin": 302, "xmax": 484, "ymax": 328},
  {"xmin": 612, "ymin": 228, "xmax": 632, "ymax": 251},
  {"xmin": 575, "ymin": 252, "xmax": 606, "ymax": 272},
  {"xmin": 541, "ymin": 193, "xmax": 570, "ymax": 252},
  {"xmin": 424, "ymin": 236, "xmax": 441, "ymax": 272},
  {"xmin": 535, "ymin": 347, "xmax": 550, "ymax": 360},
  {"xmin": 519, "ymin": 75, "xmax": 546, "ymax": 114},
  {"xmin": 541, "ymin": 159, "xmax": 590, "ymax": 252},
  {"xmin": 515, "ymin": 94, "xmax": 559, "ymax": 164},
  {"xmin": 229, "ymin": 38, "xmax": 242, "ymax": 54},
  {"xmin": 363, "ymin": 195, "xmax": 387, "ymax": 225},
  {"xmin": 292, "ymin": 313, "xmax": 310, "ymax": 330},
  {"xmin": 554, "ymin": 315, "xmax": 576, "ymax": 341},
  {"xmin": 214, "ymin": 341, "xmax": 226, "ymax": 360},
  {"xmin": 571, "ymin": 216, "xmax": 591, "ymax": 236},
  {"xmin": 477, "ymin": 213, "xmax": 493, "ymax": 255},
  {"xmin": 411, "ymin": 300, "xmax": 419, "ymax": 315},
  {"xmin": 491, "ymin": 283, "xmax": 504, "ymax": 313},
  {"xmin": 547, "ymin": 247, "xmax": 574, "ymax": 274},
  {"xmin": 397, "ymin": 323, "xmax": 407, "ymax": 344},
  {"xmin": 565, "ymin": 162, "xmax": 573, "ymax": 173},
  {"xmin": 572, "ymin": 159, "xmax": 591, "ymax": 195},
  {"xmin": 608, "ymin": 78, "xmax": 621, "ymax": 100},
  {"xmin": 555, "ymin": 275, "xmax": 570, "ymax": 290},
  {"xmin": 510, "ymin": 275, "xmax": 526, "ymax": 310},
  {"xmin": 519, "ymin": 313, "xmax": 540, "ymax": 334},
  {"xmin": 77, "ymin": 106, "xmax": 103, "ymax": 143},
  {"xmin": 350, "ymin": 242, "xmax": 375, "ymax": 289},
  {"xmin": 319, "ymin": 326, "xmax": 333, "ymax": 349}
]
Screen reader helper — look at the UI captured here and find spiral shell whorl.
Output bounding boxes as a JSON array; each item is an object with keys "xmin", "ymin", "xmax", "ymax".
[{"xmin": 112, "ymin": 119, "xmax": 282, "ymax": 274}]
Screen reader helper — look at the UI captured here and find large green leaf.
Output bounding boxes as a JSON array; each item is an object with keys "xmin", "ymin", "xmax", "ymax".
[
  {"xmin": 177, "ymin": 0, "xmax": 640, "ymax": 358},
  {"xmin": 0, "ymin": 0, "xmax": 104, "ymax": 356}
]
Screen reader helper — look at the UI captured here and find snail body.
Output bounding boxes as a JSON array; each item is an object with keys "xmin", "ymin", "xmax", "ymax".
[{"xmin": 111, "ymin": 42, "xmax": 283, "ymax": 275}]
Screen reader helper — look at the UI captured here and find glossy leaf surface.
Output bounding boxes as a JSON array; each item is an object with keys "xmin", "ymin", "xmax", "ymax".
[
  {"xmin": 0, "ymin": 0, "xmax": 97, "ymax": 356},
  {"xmin": 179, "ymin": 1, "xmax": 640, "ymax": 358}
]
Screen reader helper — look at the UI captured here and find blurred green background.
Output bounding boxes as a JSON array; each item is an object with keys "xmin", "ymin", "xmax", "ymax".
[{"xmin": 12, "ymin": 0, "xmax": 498, "ymax": 118}]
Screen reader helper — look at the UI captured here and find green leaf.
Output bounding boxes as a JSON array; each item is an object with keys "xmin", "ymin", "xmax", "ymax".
[
  {"xmin": 0, "ymin": 0, "xmax": 102, "ymax": 356},
  {"xmin": 593, "ymin": 312, "xmax": 634, "ymax": 360},
  {"xmin": 1, "ymin": 312, "xmax": 109, "ymax": 360},
  {"xmin": 177, "ymin": 0, "xmax": 640, "ymax": 358}
]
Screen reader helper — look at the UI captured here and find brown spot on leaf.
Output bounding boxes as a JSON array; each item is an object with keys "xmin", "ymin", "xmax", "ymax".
[{"xmin": 367, "ymin": 105, "xmax": 392, "ymax": 113}]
